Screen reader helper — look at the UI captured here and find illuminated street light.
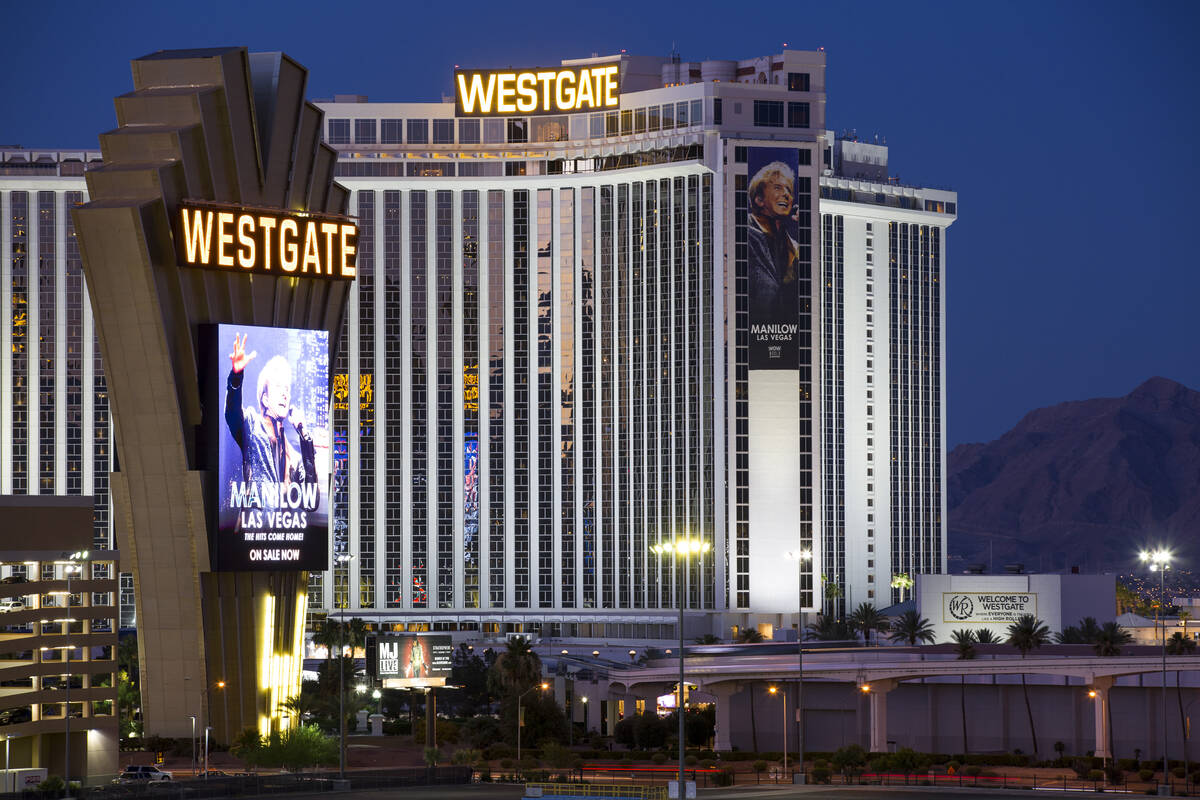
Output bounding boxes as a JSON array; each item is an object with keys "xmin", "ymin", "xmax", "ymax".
[
  {"xmin": 1139, "ymin": 548, "xmax": 1172, "ymax": 794},
  {"xmin": 785, "ymin": 548, "xmax": 813, "ymax": 784},
  {"xmin": 769, "ymin": 686, "xmax": 787, "ymax": 775},
  {"xmin": 650, "ymin": 536, "xmax": 711, "ymax": 796}
]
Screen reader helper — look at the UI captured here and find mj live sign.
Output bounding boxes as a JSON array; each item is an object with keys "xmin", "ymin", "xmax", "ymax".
[{"xmin": 455, "ymin": 63, "xmax": 620, "ymax": 116}]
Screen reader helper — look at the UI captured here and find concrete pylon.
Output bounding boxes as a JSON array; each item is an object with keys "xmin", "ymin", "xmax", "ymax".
[
  {"xmin": 1091, "ymin": 676, "xmax": 1114, "ymax": 761},
  {"xmin": 865, "ymin": 679, "xmax": 898, "ymax": 753}
]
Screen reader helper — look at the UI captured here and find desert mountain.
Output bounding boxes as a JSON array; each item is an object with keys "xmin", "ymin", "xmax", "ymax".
[{"xmin": 948, "ymin": 377, "xmax": 1200, "ymax": 573}]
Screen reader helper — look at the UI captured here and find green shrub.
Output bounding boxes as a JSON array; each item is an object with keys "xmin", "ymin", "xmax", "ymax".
[
  {"xmin": 712, "ymin": 767, "xmax": 734, "ymax": 787},
  {"xmin": 685, "ymin": 754, "xmax": 697, "ymax": 766},
  {"xmin": 810, "ymin": 766, "xmax": 832, "ymax": 783},
  {"xmin": 37, "ymin": 776, "xmax": 65, "ymax": 793},
  {"xmin": 1086, "ymin": 769, "xmax": 1105, "ymax": 781},
  {"xmin": 832, "ymin": 744, "xmax": 867, "ymax": 777},
  {"xmin": 451, "ymin": 748, "xmax": 482, "ymax": 765},
  {"xmin": 964, "ymin": 764, "xmax": 983, "ymax": 777},
  {"xmin": 542, "ymin": 742, "xmax": 574, "ymax": 768},
  {"xmin": 517, "ymin": 756, "xmax": 539, "ymax": 774},
  {"xmin": 652, "ymin": 753, "xmax": 667, "ymax": 765},
  {"xmin": 485, "ymin": 743, "xmax": 515, "ymax": 761},
  {"xmin": 945, "ymin": 760, "xmax": 961, "ymax": 772},
  {"xmin": 1172, "ymin": 766, "xmax": 1186, "ymax": 779},
  {"xmin": 499, "ymin": 758, "xmax": 513, "ymax": 769},
  {"xmin": 1138, "ymin": 769, "xmax": 1155, "ymax": 782},
  {"xmin": 424, "ymin": 746, "xmax": 441, "ymax": 766}
]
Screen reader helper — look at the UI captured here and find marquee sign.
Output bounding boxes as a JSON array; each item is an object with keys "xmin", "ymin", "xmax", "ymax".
[
  {"xmin": 176, "ymin": 201, "xmax": 358, "ymax": 280},
  {"xmin": 455, "ymin": 63, "xmax": 620, "ymax": 117},
  {"xmin": 943, "ymin": 592, "xmax": 1037, "ymax": 624}
]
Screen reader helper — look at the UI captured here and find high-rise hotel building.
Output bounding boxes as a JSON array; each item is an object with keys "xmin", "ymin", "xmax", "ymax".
[{"xmin": 0, "ymin": 48, "xmax": 955, "ymax": 640}]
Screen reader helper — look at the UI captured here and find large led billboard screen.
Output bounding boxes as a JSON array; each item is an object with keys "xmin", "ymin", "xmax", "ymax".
[
  {"xmin": 746, "ymin": 147, "xmax": 801, "ymax": 370},
  {"xmin": 213, "ymin": 323, "xmax": 330, "ymax": 571},
  {"xmin": 376, "ymin": 634, "xmax": 454, "ymax": 688}
]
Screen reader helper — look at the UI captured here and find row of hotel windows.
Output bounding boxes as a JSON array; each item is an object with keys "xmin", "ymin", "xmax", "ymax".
[
  {"xmin": 328, "ymin": 100, "xmax": 708, "ymax": 147},
  {"xmin": 327, "ymin": 98, "xmax": 813, "ymax": 147}
]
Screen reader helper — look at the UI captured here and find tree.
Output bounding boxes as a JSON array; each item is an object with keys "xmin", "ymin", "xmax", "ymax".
[
  {"xmin": 117, "ymin": 634, "xmax": 141, "ymax": 739},
  {"xmin": 694, "ymin": 634, "xmax": 722, "ymax": 644},
  {"xmin": 1168, "ymin": 632, "xmax": 1197, "ymax": 656},
  {"xmin": 1093, "ymin": 622, "xmax": 1133, "ymax": 656},
  {"xmin": 888, "ymin": 611, "xmax": 935, "ymax": 646},
  {"xmin": 887, "ymin": 747, "xmax": 929, "ymax": 784},
  {"xmin": 488, "ymin": 638, "xmax": 542, "ymax": 697},
  {"xmin": 1057, "ymin": 617, "xmax": 1103, "ymax": 645},
  {"xmin": 974, "ymin": 628, "xmax": 1000, "ymax": 644},
  {"xmin": 230, "ymin": 728, "xmax": 264, "ymax": 770},
  {"xmin": 849, "ymin": 603, "xmax": 890, "ymax": 646},
  {"xmin": 1006, "ymin": 614, "xmax": 1051, "ymax": 758},
  {"xmin": 951, "ymin": 629, "xmax": 976, "ymax": 755},
  {"xmin": 1180, "ymin": 611, "xmax": 1193, "ymax": 639},
  {"xmin": 805, "ymin": 615, "xmax": 854, "ymax": 642},
  {"xmin": 279, "ymin": 693, "xmax": 320, "ymax": 723},
  {"xmin": 736, "ymin": 628, "xmax": 766, "ymax": 643},
  {"xmin": 487, "ymin": 639, "xmax": 565, "ymax": 748},
  {"xmin": 831, "ymin": 744, "xmax": 867, "ymax": 778},
  {"xmin": 450, "ymin": 644, "xmax": 492, "ymax": 716}
]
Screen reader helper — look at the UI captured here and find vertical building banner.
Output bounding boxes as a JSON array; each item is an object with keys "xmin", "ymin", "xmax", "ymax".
[{"xmin": 746, "ymin": 148, "xmax": 801, "ymax": 370}]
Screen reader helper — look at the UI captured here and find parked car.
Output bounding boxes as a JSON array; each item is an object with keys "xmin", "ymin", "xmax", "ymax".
[
  {"xmin": 0, "ymin": 707, "xmax": 32, "ymax": 726},
  {"xmin": 118, "ymin": 766, "xmax": 172, "ymax": 783},
  {"xmin": 0, "ymin": 576, "xmax": 28, "ymax": 585},
  {"xmin": 0, "ymin": 599, "xmax": 25, "ymax": 613}
]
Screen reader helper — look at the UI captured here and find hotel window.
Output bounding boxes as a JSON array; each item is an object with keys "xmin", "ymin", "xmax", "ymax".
[
  {"xmin": 787, "ymin": 102, "xmax": 810, "ymax": 128},
  {"xmin": 620, "ymin": 109, "xmax": 632, "ymax": 134},
  {"xmin": 691, "ymin": 99, "xmax": 703, "ymax": 125},
  {"xmin": 381, "ymin": 119, "xmax": 403, "ymax": 144},
  {"xmin": 531, "ymin": 116, "xmax": 568, "ymax": 142},
  {"xmin": 661, "ymin": 103, "xmax": 674, "ymax": 129},
  {"xmin": 407, "ymin": 119, "xmax": 429, "ymax": 144},
  {"xmin": 788, "ymin": 72, "xmax": 810, "ymax": 91},
  {"xmin": 355, "ymin": 119, "xmax": 376, "ymax": 144},
  {"xmin": 432, "ymin": 119, "xmax": 454, "ymax": 144},
  {"xmin": 647, "ymin": 105, "xmax": 660, "ymax": 131},
  {"xmin": 753, "ymin": 100, "xmax": 784, "ymax": 127},
  {"xmin": 328, "ymin": 118, "xmax": 350, "ymax": 144},
  {"xmin": 605, "ymin": 111, "xmax": 619, "ymax": 135},
  {"xmin": 458, "ymin": 119, "xmax": 480, "ymax": 144},
  {"xmin": 798, "ymin": 148, "xmax": 812, "ymax": 165},
  {"xmin": 676, "ymin": 101, "xmax": 689, "ymax": 127},
  {"xmin": 590, "ymin": 113, "xmax": 605, "ymax": 138},
  {"xmin": 634, "ymin": 108, "xmax": 646, "ymax": 133},
  {"xmin": 507, "ymin": 118, "xmax": 528, "ymax": 143},
  {"xmin": 483, "ymin": 118, "xmax": 505, "ymax": 143}
]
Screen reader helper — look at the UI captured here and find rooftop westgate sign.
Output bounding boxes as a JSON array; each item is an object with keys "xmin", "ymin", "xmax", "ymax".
[
  {"xmin": 175, "ymin": 201, "xmax": 358, "ymax": 280},
  {"xmin": 455, "ymin": 63, "xmax": 620, "ymax": 117}
]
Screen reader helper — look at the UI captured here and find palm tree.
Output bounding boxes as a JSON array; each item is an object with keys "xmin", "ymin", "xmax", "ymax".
[
  {"xmin": 1167, "ymin": 632, "xmax": 1196, "ymax": 774},
  {"xmin": 951, "ymin": 630, "xmax": 976, "ymax": 754},
  {"xmin": 736, "ymin": 628, "xmax": 766, "ymax": 643},
  {"xmin": 1093, "ymin": 622, "xmax": 1133, "ymax": 656},
  {"xmin": 693, "ymin": 634, "xmax": 722, "ymax": 645},
  {"xmin": 489, "ymin": 637, "xmax": 542, "ymax": 695},
  {"xmin": 849, "ymin": 603, "xmax": 890, "ymax": 647},
  {"xmin": 805, "ymin": 615, "xmax": 854, "ymax": 642},
  {"xmin": 1006, "ymin": 614, "xmax": 1050, "ymax": 758},
  {"xmin": 974, "ymin": 629, "xmax": 999, "ymax": 644},
  {"xmin": 311, "ymin": 618, "xmax": 343, "ymax": 663},
  {"xmin": 888, "ymin": 611, "xmax": 935, "ymax": 646},
  {"xmin": 1181, "ymin": 611, "xmax": 1193, "ymax": 639}
]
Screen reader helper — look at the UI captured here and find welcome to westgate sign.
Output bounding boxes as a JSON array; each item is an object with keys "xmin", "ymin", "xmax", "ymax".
[
  {"xmin": 943, "ymin": 592, "xmax": 1038, "ymax": 625},
  {"xmin": 455, "ymin": 63, "xmax": 620, "ymax": 117},
  {"xmin": 175, "ymin": 201, "xmax": 358, "ymax": 280}
]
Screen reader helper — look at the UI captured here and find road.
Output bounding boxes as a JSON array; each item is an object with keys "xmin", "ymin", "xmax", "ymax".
[{"xmin": 318, "ymin": 783, "xmax": 1082, "ymax": 800}]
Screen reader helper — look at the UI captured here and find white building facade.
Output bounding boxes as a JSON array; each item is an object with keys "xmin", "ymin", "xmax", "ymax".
[{"xmin": 0, "ymin": 47, "xmax": 956, "ymax": 642}]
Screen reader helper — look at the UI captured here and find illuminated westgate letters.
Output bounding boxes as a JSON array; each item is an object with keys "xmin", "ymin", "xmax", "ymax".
[
  {"xmin": 455, "ymin": 63, "xmax": 620, "ymax": 116},
  {"xmin": 176, "ymin": 202, "xmax": 358, "ymax": 279}
]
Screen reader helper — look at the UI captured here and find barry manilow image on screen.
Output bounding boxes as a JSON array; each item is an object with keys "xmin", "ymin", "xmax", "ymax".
[
  {"xmin": 216, "ymin": 324, "xmax": 330, "ymax": 569},
  {"xmin": 746, "ymin": 147, "xmax": 801, "ymax": 369}
]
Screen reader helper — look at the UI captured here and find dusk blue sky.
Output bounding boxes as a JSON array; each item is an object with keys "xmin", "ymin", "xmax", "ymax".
[{"xmin": 4, "ymin": 0, "xmax": 1196, "ymax": 447}]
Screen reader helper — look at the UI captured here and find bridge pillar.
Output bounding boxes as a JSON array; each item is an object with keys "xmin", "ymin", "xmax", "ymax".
[
  {"xmin": 1091, "ymin": 676, "xmax": 1114, "ymax": 761},
  {"xmin": 866, "ymin": 679, "xmax": 898, "ymax": 753},
  {"xmin": 710, "ymin": 683, "xmax": 738, "ymax": 752}
]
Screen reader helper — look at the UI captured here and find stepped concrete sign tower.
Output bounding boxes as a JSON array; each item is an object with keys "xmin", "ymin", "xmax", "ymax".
[{"xmin": 73, "ymin": 47, "xmax": 353, "ymax": 743}]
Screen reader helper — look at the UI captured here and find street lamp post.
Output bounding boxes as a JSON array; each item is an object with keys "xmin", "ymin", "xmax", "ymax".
[
  {"xmin": 204, "ymin": 726, "xmax": 212, "ymax": 776},
  {"xmin": 1141, "ymin": 548, "xmax": 1172, "ymax": 796},
  {"xmin": 651, "ymin": 536, "xmax": 711, "ymax": 797},
  {"xmin": 188, "ymin": 715, "xmax": 197, "ymax": 775},
  {"xmin": 517, "ymin": 682, "xmax": 549, "ymax": 766},
  {"xmin": 785, "ymin": 548, "xmax": 812, "ymax": 784},
  {"xmin": 334, "ymin": 553, "xmax": 354, "ymax": 780},
  {"xmin": 768, "ymin": 686, "xmax": 787, "ymax": 775},
  {"xmin": 61, "ymin": 550, "xmax": 87, "ymax": 798}
]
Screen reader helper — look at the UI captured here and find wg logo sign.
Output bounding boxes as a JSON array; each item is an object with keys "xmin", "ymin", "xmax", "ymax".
[{"xmin": 948, "ymin": 595, "xmax": 974, "ymax": 620}]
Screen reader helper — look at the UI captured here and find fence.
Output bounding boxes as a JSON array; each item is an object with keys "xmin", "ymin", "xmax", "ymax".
[{"xmin": 0, "ymin": 766, "xmax": 472, "ymax": 800}]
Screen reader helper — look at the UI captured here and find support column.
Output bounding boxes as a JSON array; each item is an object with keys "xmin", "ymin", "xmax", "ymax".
[
  {"xmin": 866, "ymin": 679, "xmax": 897, "ymax": 753},
  {"xmin": 582, "ymin": 694, "xmax": 600, "ymax": 733},
  {"xmin": 710, "ymin": 683, "xmax": 737, "ymax": 752},
  {"xmin": 1092, "ymin": 676, "xmax": 1114, "ymax": 761}
]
